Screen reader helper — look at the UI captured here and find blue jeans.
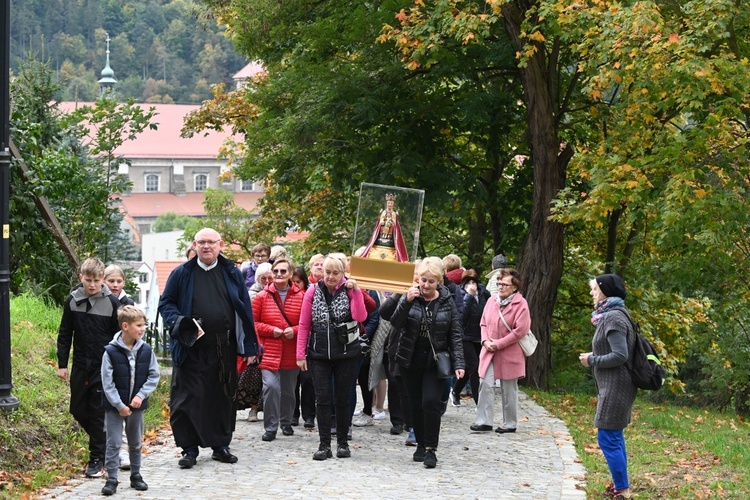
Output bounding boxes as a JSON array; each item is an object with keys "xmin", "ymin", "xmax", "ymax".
[{"xmin": 598, "ymin": 428, "xmax": 629, "ymax": 490}]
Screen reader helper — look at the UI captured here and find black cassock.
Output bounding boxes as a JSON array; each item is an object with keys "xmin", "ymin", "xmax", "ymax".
[{"xmin": 170, "ymin": 266, "xmax": 238, "ymax": 449}]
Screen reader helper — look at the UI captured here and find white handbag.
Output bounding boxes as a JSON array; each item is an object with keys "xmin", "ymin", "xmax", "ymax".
[
  {"xmin": 518, "ymin": 331, "xmax": 538, "ymax": 357},
  {"xmin": 499, "ymin": 310, "xmax": 537, "ymax": 357}
]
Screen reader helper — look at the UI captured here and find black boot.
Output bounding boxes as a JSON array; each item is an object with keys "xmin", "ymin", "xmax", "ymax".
[
  {"xmin": 101, "ymin": 478, "xmax": 118, "ymax": 496},
  {"xmin": 313, "ymin": 444, "xmax": 332, "ymax": 461},
  {"xmin": 423, "ymin": 448, "xmax": 437, "ymax": 468},
  {"xmin": 130, "ymin": 473, "xmax": 148, "ymax": 491},
  {"xmin": 336, "ymin": 442, "xmax": 351, "ymax": 458}
]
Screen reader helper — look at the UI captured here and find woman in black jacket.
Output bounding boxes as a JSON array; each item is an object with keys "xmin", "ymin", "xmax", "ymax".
[
  {"xmin": 390, "ymin": 257, "xmax": 465, "ymax": 469},
  {"xmin": 450, "ymin": 269, "xmax": 490, "ymax": 406}
]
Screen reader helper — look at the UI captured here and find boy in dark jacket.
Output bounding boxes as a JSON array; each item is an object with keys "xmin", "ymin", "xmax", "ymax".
[
  {"xmin": 100, "ymin": 306, "xmax": 160, "ymax": 495},
  {"xmin": 57, "ymin": 258, "xmax": 121, "ymax": 478}
]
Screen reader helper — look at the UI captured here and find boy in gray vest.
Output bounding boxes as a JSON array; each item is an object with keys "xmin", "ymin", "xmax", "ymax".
[{"xmin": 100, "ymin": 306, "xmax": 160, "ymax": 495}]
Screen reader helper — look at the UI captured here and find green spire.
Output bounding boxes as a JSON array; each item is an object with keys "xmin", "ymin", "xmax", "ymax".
[{"xmin": 98, "ymin": 32, "xmax": 117, "ymax": 96}]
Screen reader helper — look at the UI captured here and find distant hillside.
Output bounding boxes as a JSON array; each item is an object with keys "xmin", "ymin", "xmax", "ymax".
[{"xmin": 9, "ymin": 0, "xmax": 247, "ymax": 104}]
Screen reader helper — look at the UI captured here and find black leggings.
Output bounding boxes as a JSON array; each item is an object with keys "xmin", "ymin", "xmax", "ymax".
[
  {"xmin": 294, "ymin": 369, "xmax": 315, "ymax": 421},
  {"xmin": 400, "ymin": 339, "xmax": 444, "ymax": 449},
  {"xmin": 350, "ymin": 357, "xmax": 373, "ymax": 417},
  {"xmin": 308, "ymin": 357, "xmax": 360, "ymax": 447}
]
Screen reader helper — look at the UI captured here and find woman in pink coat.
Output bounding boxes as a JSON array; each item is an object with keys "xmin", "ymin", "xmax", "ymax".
[{"xmin": 470, "ymin": 268, "xmax": 531, "ymax": 434}]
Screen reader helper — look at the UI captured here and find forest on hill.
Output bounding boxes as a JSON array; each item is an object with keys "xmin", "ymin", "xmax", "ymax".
[{"xmin": 9, "ymin": 0, "xmax": 247, "ymax": 104}]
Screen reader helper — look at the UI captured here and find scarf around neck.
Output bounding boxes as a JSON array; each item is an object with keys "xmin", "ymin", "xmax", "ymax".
[
  {"xmin": 495, "ymin": 292, "xmax": 516, "ymax": 309},
  {"xmin": 591, "ymin": 296, "xmax": 625, "ymax": 325}
]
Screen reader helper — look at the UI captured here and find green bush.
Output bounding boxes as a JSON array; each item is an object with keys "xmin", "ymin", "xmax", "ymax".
[{"xmin": 0, "ymin": 294, "xmax": 170, "ymax": 497}]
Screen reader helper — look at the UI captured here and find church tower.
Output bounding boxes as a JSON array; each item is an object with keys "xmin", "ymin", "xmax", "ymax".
[{"xmin": 98, "ymin": 33, "xmax": 117, "ymax": 97}]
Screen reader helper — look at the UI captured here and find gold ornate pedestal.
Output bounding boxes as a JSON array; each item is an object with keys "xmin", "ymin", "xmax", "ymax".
[{"xmin": 349, "ymin": 256, "xmax": 415, "ymax": 293}]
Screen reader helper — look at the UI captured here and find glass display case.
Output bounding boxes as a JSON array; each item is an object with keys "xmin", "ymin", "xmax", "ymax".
[{"xmin": 349, "ymin": 183, "xmax": 424, "ymax": 292}]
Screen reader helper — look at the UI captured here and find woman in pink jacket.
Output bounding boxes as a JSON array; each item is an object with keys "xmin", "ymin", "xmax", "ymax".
[
  {"xmin": 296, "ymin": 255, "xmax": 367, "ymax": 461},
  {"xmin": 252, "ymin": 258, "xmax": 304, "ymax": 442},
  {"xmin": 470, "ymin": 268, "xmax": 531, "ymax": 434}
]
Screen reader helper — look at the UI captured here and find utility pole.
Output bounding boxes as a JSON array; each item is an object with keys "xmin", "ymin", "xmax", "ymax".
[{"xmin": 0, "ymin": 0, "xmax": 19, "ymax": 412}]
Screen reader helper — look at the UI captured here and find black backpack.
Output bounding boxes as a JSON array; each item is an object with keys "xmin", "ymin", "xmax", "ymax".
[{"xmin": 615, "ymin": 308, "xmax": 667, "ymax": 391}]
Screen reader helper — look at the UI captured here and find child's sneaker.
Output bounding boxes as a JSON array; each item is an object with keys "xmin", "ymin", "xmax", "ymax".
[
  {"xmin": 84, "ymin": 458, "xmax": 104, "ymax": 478},
  {"xmin": 130, "ymin": 473, "xmax": 148, "ymax": 491},
  {"xmin": 119, "ymin": 449, "xmax": 131, "ymax": 470},
  {"xmin": 101, "ymin": 478, "xmax": 118, "ymax": 495}
]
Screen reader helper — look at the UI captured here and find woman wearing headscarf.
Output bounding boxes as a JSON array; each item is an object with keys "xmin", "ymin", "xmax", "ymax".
[
  {"xmin": 471, "ymin": 268, "xmax": 530, "ymax": 434},
  {"xmin": 296, "ymin": 255, "xmax": 367, "ymax": 461},
  {"xmin": 579, "ymin": 274, "xmax": 636, "ymax": 499}
]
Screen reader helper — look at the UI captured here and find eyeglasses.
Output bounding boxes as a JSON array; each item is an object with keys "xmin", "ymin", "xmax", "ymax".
[
  {"xmin": 196, "ymin": 240, "xmax": 221, "ymax": 247},
  {"xmin": 272, "ymin": 269, "xmax": 288, "ymax": 275},
  {"xmin": 497, "ymin": 282, "xmax": 514, "ymax": 288},
  {"xmin": 254, "ymin": 254, "xmax": 269, "ymax": 259}
]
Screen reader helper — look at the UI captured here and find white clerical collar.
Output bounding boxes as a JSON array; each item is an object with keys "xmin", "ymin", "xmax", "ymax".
[{"xmin": 197, "ymin": 258, "xmax": 218, "ymax": 271}]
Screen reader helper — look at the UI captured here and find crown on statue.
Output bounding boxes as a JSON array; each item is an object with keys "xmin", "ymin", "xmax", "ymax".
[{"xmin": 385, "ymin": 193, "xmax": 396, "ymax": 201}]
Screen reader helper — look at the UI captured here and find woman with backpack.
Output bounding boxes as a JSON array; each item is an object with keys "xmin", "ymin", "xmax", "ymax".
[{"xmin": 579, "ymin": 274, "xmax": 637, "ymax": 500}]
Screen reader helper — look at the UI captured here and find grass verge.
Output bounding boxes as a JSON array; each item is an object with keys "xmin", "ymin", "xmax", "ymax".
[
  {"xmin": 0, "ymin": 294, "xmax": 170, "ymax": 499},
  {"xmin": 529, "ymin": 390, "xmax": 750, "ymax": 498}
]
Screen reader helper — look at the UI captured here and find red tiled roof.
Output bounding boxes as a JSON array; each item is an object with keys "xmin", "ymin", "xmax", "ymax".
[
  {"xmin": 277, "ymin": 231, "xmax": 310, "ymax": 242},
  {"xmin": 119, "ymin": 192, "xmax": 262, "ymax": 218},
  {"xmin": 154, "ymin": 260, "xmax": 184, "ymax": 294},
  {"xmin": 58, "ymin": 102, "xmax": 240, "ymax": 159},
  {"xmin": 233, "ymin": 61, "xmax": 265, "ymax": 80}
]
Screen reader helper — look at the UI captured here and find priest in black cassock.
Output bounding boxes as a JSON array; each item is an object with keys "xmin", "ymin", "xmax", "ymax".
[{"xmin": 159, "ymin": 227, "xmax": 258, "ymax": 468}]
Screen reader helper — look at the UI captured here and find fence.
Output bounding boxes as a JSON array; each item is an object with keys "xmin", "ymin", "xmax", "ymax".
[{"xmin": 144, "ymin": 317, "xmax": 170, "ymax": 359}]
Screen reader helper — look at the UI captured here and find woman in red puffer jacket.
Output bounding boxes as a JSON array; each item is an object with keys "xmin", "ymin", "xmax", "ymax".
[{"xmin": 252, "ymin": 257, "xmax": 304, "ymax": 442}]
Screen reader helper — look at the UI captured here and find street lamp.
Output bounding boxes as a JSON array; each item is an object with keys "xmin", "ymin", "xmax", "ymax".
[{"xmin": 0, "ymin": 0, "xmax": 20, "ymax": 412}]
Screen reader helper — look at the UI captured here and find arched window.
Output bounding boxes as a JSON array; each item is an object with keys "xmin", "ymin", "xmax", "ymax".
[
  {"xmin": 145, "ymin": 174, "xmax": 159, "ymax": 192},
  {"xmin": 194, "ymin": 174, "xmax": 208, "ymax": 192}
]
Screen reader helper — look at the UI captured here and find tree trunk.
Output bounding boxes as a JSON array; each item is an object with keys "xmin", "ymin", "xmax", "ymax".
[
  {"xmin": 735, "ymin": 384, "xmax": 750, "ymax": 418},
  {"xmin": 467, "ymin": 207, "xmax": 488, "ymax": 268},
  {"xmin": 503, "ymin": 3, "xmax": 573, "ymax": 389},
  {"xmin": 605, "ymin": 208, "xmax": 623, "ymax": 274}
]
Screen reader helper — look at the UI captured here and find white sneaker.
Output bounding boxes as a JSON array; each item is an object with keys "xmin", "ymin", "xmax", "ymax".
[
  {"xmin": 353, "ymin": 414, "xmax": 374, "ymax": 427},
  {"xmin": 119, "ymin": 450, "xmax": 130, "ymax": 470},
  {"xmin": 247, "ymin": 409, "xmax": 258, "ymax": 422},
  {"xmin": 352, "ymin": 410, "xmax": 363, "ymax": 417},
  {"xmin": 372, "ymin": 410, "xmax": 387, "ymax": 420}
]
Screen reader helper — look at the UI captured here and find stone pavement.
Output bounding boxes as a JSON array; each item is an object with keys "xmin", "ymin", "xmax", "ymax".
[{"xmin": 41, "ymin": 390, "xmax": 586, "ymax": 499}]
